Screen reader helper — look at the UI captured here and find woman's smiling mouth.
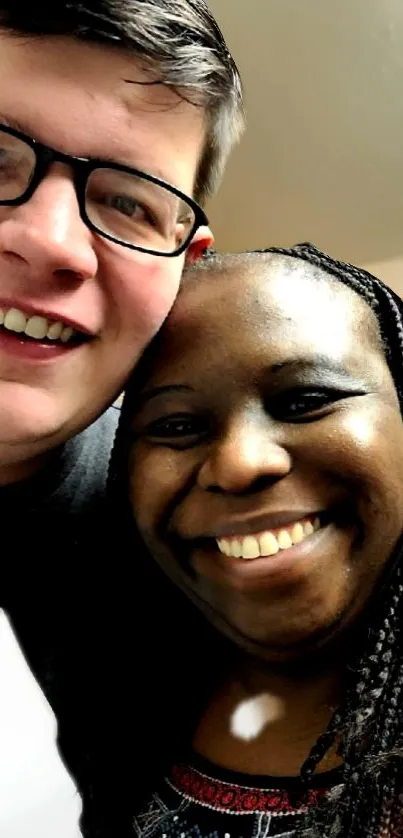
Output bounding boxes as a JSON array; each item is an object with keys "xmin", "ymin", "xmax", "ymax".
[
  {"xmin": 216, "ymin": 515, "xmax": 321, "ymax": 560},
  {"xmin": 185, "ymin": 510, "xmax": 356, "ymax": 593}
]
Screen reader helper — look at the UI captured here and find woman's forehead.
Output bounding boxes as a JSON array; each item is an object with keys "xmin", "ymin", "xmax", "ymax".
[
  {"xmin": 134, "ymin": 256, "xmax": 399, "ymax": 414},
  {"xmin": 173, "ymin": 256, "xmax": 382, "ymax": 357}
]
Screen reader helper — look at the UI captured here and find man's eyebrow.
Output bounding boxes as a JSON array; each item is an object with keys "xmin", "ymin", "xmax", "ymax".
[
  {"xmin": 0, "ymin": 115, "xmax": 27, "ymax": 133},
  {"xmin": 135, "ymin": 384, "xmax": 195, "ymax": 406},
  {"xmin": 269, "ymin": 356, "xmax": 355, "ymax": 380},
  {"xmin": 0, "ymin": 115, "xmax": 171, "ymax": 180}
]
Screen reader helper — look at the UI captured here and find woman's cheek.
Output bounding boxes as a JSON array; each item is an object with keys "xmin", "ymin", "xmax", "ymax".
[
  {"xmin": 128, "ymin": 447, "xmax": 152, "ymax": 520},
  {"xmin": 129, "ymin": 447, "xmax": 181, "ymax": 525},
  {"xmin": 338, "ymin": 408, "xmax": 403, "ymax": 485},
  {"xmin": 339, "ymin": 410, "xmax": 384, "ymax": 456},
  {"xmin": 310, "ymin": 405, "xmax": 398, "ymax": 480}
]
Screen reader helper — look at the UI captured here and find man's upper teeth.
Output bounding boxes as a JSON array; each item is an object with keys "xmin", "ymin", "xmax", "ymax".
[
  {"xmin": 216, "ymin": 516, "xmax": 321, "ymax": 560},
  {"xmin": 0, "ymin": 307, "xmax": 75, "ymax": 342}
]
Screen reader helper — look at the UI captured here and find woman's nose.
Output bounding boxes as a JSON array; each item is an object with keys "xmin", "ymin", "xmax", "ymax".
[{"xmin": 197, "ymin": 418, "xmax": 292, "ymax": 494}]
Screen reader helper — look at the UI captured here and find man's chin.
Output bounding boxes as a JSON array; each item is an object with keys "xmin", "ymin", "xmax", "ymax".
[
  {"xmin": 0, "ymin": 381, "xmax": 117, "ymax": 483},
  {"xmin": 0, "ymin": 393, "xmax": 79, "ymax": 463}
]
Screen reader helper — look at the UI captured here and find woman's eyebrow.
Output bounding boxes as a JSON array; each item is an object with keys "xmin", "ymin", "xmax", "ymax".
[
  {"xmin": 269, "ymin": 356, "xmax": 355, "ymax": 380},
  {"xmin": 136, "ymin": 384, "xmax": 195, "ymax": 406}
]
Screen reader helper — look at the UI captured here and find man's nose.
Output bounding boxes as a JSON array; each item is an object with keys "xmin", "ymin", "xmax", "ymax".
[
  {"xmin": 197, "ymin": 416, "xmax": 292, "ymax": 494},
  {"xmin": 0, "ymin": 166, "xmax": 98, "ymax": 282}
]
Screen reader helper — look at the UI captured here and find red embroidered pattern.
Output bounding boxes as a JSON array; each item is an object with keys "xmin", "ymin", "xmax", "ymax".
[{"xmin": 170, "ymin": 763, "xmax": 328, "ymax": 815}]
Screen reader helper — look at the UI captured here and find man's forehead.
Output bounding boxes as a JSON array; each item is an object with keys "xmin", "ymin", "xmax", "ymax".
[
  {"xmin": 0, "ymin": 32, "xmax": 205, "ymax": 184},
  {"xmin": 0, "ymin": 32, "xmax": 198, "ymax": 115}
]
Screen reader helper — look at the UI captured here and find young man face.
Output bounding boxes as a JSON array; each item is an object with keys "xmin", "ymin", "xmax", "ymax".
[{"xmin": 0, "ymin": 33, "xmax": 212, "ymax": 481}]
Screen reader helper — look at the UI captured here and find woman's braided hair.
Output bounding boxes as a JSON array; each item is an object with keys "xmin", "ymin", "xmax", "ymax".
[{"xmin": 111, "ymin": 242, "xmax": 403, "ymax": 837}]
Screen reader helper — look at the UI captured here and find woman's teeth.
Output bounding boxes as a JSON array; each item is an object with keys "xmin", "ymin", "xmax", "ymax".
[
  {"xmin": 216, "ymin": 517, "xmax": 321, "ymax": 560},
  {"xmin": 0, "ymin": 306, "xmax": 76, "ymax": 343}
]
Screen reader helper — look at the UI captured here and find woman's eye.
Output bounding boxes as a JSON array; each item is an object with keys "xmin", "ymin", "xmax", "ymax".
[
  {"xmin": 138, "ymin": 414, "xmax": 208, "ymax": 447},
  {"xmin": 271, "ymin": 390, "xmax": 346, "ymax": 421}
]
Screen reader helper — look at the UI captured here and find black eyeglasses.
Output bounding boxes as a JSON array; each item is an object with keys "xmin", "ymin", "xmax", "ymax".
[{"xmin": 0, "ymin": 124, "xmax": 208, "ymax": 257}]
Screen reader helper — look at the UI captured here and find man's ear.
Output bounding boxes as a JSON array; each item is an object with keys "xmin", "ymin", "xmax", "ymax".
[{"xmin": 185, "ymin": 225, "xmax": 214, "ymax": 264}]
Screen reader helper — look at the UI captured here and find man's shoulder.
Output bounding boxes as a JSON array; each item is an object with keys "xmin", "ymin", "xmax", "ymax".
[
  {"xmin": 2, "ymin": 406, "xmax": 122, "ymax": 598},
  {"xmin": 52, "ymin": 404, "xmax": 121, "ymax": 517},
  {"xmin": 80, "ymin": 403, "xmax": 121, "ymax": 452}
]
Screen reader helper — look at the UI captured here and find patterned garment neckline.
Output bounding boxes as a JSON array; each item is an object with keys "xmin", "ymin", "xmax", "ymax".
[
  {"xmin": 168, "ymin": 752, "xmax": 343, "ymax": 818},
  {"xmin": 132, "ymin": 753, "xmax": 343, "ymax": 838}
]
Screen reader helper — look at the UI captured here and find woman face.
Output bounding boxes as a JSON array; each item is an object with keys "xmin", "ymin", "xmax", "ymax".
[{"xmin": 128, "ymin": 256, "xmax": 403, "ymax": 661}]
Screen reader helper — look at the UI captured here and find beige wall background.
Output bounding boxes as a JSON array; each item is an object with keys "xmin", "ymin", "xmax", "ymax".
[
  {"xmin": 206, "ymin": 0, "xmax": 403, "ymax": 295},
  {"xmin": 363, "ymin": 257, "xmax": 403, "ymax": 295}
]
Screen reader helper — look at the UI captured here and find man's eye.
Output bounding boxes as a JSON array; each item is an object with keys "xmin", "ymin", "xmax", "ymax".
[
  {"xmin": 110, "ymin": 194, "xmax": 139, "ymax": 216},
  {"xmin": 105, "ymin": 194, "xmax": 150, "ymax": 220},
  {"xmin": 270, "ymin": 389, "xmax": 347, "ymax": 421}
]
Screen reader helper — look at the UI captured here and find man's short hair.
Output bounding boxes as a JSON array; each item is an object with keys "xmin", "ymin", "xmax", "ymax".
[{"xmin": 0, "ymin": 0, "xmax": 244, "ymax": 202}]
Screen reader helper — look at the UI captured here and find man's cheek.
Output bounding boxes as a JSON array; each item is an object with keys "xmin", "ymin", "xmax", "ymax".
[
  {"xmin": 134, "ymin": 274, "xmax": 181, "ymax": 336},
  {"xmin": 107, "ymin": 251, "xmax": 183, "ymax": 325}
]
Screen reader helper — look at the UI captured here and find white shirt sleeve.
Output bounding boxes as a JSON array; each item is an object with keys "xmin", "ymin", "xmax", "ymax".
[{"xmin": 0, "ymin": 610, "xmax": 82, "ymax": 838}]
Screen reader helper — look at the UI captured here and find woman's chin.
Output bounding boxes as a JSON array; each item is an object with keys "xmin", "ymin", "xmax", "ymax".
[{"xmin": 216, "ymin": 597, "xmax": 363, "ymax": 665}]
